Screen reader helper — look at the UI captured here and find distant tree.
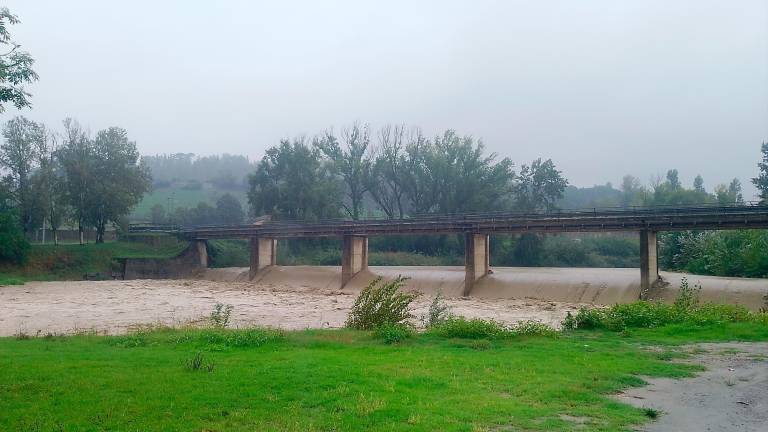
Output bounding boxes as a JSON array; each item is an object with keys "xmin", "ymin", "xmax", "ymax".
[
  {"xmin": 315, "ymin": 123, "xmax": 372, "ymax": 220},
  {"xmin": 30, "ymin": 131, "xmax": 69, "ymax": 244},
  {"xmin": 248, "ymin": 138, "xmax": 341, "ymax": 220},
  {"xmin": 0, "ymin": 116, "xmax": 46, "ymax": 233},
  {"xmin": 188, "ymin": 202, "xmax": 217, "ymax": 225},
  {"xmin": 0, "ymin": 8, "xmax": 38, "ymax": 113},
  {"xmin": 619, "ymin": 175, "xmax": 644, "ymax": 207},
  {"xmin": 753, "ymin": 142, "xmax": 768, "ymax": 203},
  {"xmin": 715, "ymin": 178, "xmax": 744, "ymax": 205},
  {"xmin": 216, "ymin": 193, "xmax": 244, "ymax": 225},
  {"xmin": 512, "ymin": 158, "xmax": 568, "ymax": 212},
  {"xmin": 0, "ymin": 209, "xmax": 28, "ymax": 263},
  {"xmin": 150, "ymin": 203, "xmax": 166, "ymax": 224},
  {"xmin": 693, "ymin": 175, "xmax": 705, "ymax": 193},
  {"xmin": 666, "ymin": 169, "xmax": 681, "ymax": 191}
]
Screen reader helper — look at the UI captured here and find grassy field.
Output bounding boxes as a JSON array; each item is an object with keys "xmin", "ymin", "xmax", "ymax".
[
  {"xmin": 0, "ymin": 237, "xmax": 188, "ymax": 284},
  {"xmin": 1, "ymin": 322, "xmax": 766, "ymax": 431},
  {"xmin": 132, "ymin": 185, "xmax": 248, "ymax": 221}
]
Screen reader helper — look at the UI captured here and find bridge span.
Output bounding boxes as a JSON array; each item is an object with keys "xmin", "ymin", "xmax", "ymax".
[{"xmin": 143, "ymin": 204, "xmax": 768, "ymax": 297}]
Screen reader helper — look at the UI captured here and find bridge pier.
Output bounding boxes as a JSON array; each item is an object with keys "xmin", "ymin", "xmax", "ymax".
[
  {"xmin": 640, "ymin": 230, "xmax": 660, "ymax": 296},
  {"xmin": 464, "ymin": 233, "xmax": 490, "ymax": 296},
  {"xmin": 249, "ymin": 236, "xmax": 277, "ymax": 280},
  {"xmin": 341, "ymin": 235, "xmax": 368, "ymax": 287},
  {"xmin": 195, "ymin": 240, "xmax": 208, "ymax": 268}
]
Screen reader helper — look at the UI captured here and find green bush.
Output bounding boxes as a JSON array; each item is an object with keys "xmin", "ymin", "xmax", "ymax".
[
  {"xmin": 0, "ymin": 210, "xmax": 29, "ymax": 265},
  {"xmin": 512, "ymin": 320, "xmax": 558, "ymax": 337},
  {"xmin": 421, "ymin": 291, "xmax": 452, "ymax": 328},
  {"xmin": 374, "ymin": 323, "xmax": 414, "ymax": 344},
  {"xmin": 345, "ymin": 276, "xmax": 417, "ymax": 330},
  {"xmin": 427, "ymin": 317, "xmax": 511, "ymax": 339}
]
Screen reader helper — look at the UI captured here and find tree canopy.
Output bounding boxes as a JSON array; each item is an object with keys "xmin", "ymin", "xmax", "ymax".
[{"xmin": 0, "ymin": 8, "xmax": 37, "ymax": 113}]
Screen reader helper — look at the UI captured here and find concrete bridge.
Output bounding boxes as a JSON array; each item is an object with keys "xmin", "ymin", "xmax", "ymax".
[{"xmin": 162, "ymin": 204, "xmax": 768, "ymax": 297}]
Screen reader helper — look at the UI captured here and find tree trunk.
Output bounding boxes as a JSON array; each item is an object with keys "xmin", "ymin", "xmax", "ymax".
[{"xmin": 78, "ymin": 221, "xmax": 85, "ymax": 245}]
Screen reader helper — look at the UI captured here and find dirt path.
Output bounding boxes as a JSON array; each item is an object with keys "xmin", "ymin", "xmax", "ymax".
[
  {"xmin": 0, "ymin": 279, "xmax": 583, "ymax": 336},
  {"xmin": 616, "ymin": 342, "xmax": 768, "ymax": 432}
]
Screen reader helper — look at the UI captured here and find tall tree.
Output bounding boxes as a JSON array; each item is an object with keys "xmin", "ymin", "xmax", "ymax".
[
  {"xmin": 248, "ymin": 138, "xmax": 341, "ymax": 220},
  {"xmin": 366, "ymin": 124, "xmax": 408, "ymax": 219},
  {"xmin": 512, "ymin": 158, "xmax": 568, "ymax": 212},
  {"xmin": 753, "ymin": 142, "xmax": 768, "ymax": 203},
  {"xmin": 88, "ymin": 127, "xmax": 151, "ymax": 243},
  {"xmin": 715, "ymin": 178, "xmax": 744, "ymax": 205},
  {"xmin": 693, "ymin": 175, "xmax": 705, "ymax": 193},
  {"xmin": 0, "ymin": 116, "xmax": 46, "ymax": 232},
  {"xmin": 315, "ymin": 123, "xmax": 372, "ymax": 220},
  {"xmin": 56, "ymin": 118, "xmax": 93, "ymax": 244},
  {"xmin": 0, "ymin": 8, "xmax": 38, "ymax": 112}
]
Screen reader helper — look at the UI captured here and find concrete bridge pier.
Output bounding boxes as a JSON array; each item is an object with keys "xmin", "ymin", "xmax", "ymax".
[
  {"xmin": 341, "ymin": 235, "xmax": 368, "ymax": 287},
  {"xmin": 640, "ymin": 230, "xmax": 660, "ymax": 296},
  {"xmin": 194, "ymin": 240, "xmax": 208, "ymax": 268},
  {"xmin": 249, "ymin": 236, "xmax": 277, "ymax": 280},
  {"xmin": 464, "ymin": 233, "xmax": 490, "ymax": 296}
]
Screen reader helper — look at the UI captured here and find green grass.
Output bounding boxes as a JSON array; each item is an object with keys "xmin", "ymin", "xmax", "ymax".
[
  {"xmin": 0, "ymin": 237, "xmax": 188, "ymax": 283},
  {"xmin": 2, "ymin": 323, "xmax": 765, "ymax": 431},
  {"xmin": 132, "ymin": 185, "xmax": 248, "ymax": 220}
]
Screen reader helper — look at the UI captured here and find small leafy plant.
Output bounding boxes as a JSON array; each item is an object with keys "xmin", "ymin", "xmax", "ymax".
[
  {"xmin": 210, "ymin": 303, "xmax": 234, "ymax": 328},
  {"xmin": 427, "ymin": 317, "xmax": 512, "ymax": 339},
  {"xmin": 374, "ymin": 323, "xmax": 414, "ymax": 344},
  {"xmin": 185, "ymin": 352, "xmax": 215, "ymax": 372},
  {"xmin": 421, "ymin": 291, "xmax": 452, "ymax": 328},
  {"xmin": 346, "ymin": 276, "xmax": 417, "ymax": 330}
]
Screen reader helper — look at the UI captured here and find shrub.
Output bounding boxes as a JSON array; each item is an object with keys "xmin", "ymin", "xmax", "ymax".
[
  {"xmin": 345, "ymin": 276, "xmax": 417, "ymax": 330},
  {"xmin": 0, "ymin": 210, "xmax": 29, "ymax": 265},
  {"xmin": 428, "ymin": 317, "xmax": 511, "ymax": 339},
  {"xmin": 673, "ymin": 277, "xmax": 701, "ymax": 311},
  {"xmin": 374, "ymin": 323, "xmax": 414, "ymax": 344},
  {"xmin": 171, "ymin": 327, "xmax": 284, "ymax": 349},
  {"xmin": 512, "ymin": 320, "xmax": 558, "ymax": 337},
  {"xmin": 210, "ymin": 303, "xmax": 234, "ymax": 328},
  {"xmin": 421, "ymin": 291, "xmax": 452, "ymax": 328}
]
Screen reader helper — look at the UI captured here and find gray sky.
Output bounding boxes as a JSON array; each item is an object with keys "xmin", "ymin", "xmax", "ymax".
[{"xmin": 4, "ymin": 0, "xmax": 767, "ymax": 197}]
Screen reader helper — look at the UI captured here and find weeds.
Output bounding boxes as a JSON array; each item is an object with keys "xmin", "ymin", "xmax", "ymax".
[
  {"xmin": 210, "ymin": 303, "xmax": 234, "ymax": 328},
  {"xmin": 427, "ymin": 317, "xmax": 511, "ymax": 339},
  {"xmin": 346, "ymin": 276, "xmax": 417, "ymax": 330},
  {"xmin": 512, "ymin": 320, "xmax": 558, "ymax": 337},
  {"xmin": 642, "ymin": 407, "xmax": 660, "ymax": 419},
  {"xmin": 185, "ymin": 352, "xmax": 215, "ymax": 372},
  {"xmin": 673, "ymin": 277, "xmax": 701, "ymax": 310}
]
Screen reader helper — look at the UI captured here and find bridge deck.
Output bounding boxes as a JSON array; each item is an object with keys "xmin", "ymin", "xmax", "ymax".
[{"xmin": 175, "ymin": 204, "xmax": 768, "ymax": 239}]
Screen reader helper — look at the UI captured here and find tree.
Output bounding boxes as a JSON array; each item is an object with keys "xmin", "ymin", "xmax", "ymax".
[
  {"xmin": 366, "ymin": 124, "xmax": 408, "ymax": 219},
  {"xmin": 715, "ymin": 178, "xmax": 744, "ymax": 205},
  {"xmin": 248, "ymin": 138, "xmax": 341, "ymax": 220},
  {"xmin": 56, "ymin": 118, "xmax": 92, "ymax": 244},
  {"xmin": 30, "ymin": 131, "xmax": 69, "ymax": 245},
  {"xmin": 216, "ymin": 193, "xmax": 244, "ymax": 225},
  {"xmin": 0, "ymin": 208, "xmax": 28, "ymax": 263},
  {"xmin": 666, "ymin": 169, "xmax": 681, "ymax": 191},
  {"xmin": 0, "ymin": 116, "xmax": 46, "ymax": 233},
  {"xmin": 512, "ymin": 158, "xmax": 568, "ymax": 212},
  {"xmin": 0, "ymin": 8, "xmax": 38, "ymax": 113},
  {"xmin": 315, "ymin": 123, "xmax": 372, "ymax": 220},
  {"xmin": 150, "ymin": 204, "xmax": 166, "ymax": 224},
  {"xmin": 88, "ymin": 127, "xmax": 151, "ymax": 242},
  {"xmin": 753, "ymin": 142, "xmax": 768, "ymax": 203},
  {"xmin": 693, "ymin": 175, "xmax": 705, "ymax": 193},
  {"xmin": 619, "ymin": 175, "xmax": 645, "ymax": 207}
]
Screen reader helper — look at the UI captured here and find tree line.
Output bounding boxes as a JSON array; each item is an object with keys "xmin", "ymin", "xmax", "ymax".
[
  {"xmin": 248, "ymin": 123, "xmax": 568, "ymax": 221},
  {"xmin": 0, "ymin": 116, "xmax": 150, "ymax": 247}
]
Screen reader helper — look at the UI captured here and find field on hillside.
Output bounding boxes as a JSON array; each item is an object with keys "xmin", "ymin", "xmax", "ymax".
[
  {"xmin": 1, "ymin": 321, "xmax": 767, "ymax": 432},
  {"xmin": 131, "ymin": 185, "xmax": 248, "ymax": 221}
]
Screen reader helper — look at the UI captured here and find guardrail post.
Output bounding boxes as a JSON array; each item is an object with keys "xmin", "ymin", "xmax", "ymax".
[
  {"xmin": 342, "ymin": 235, "xmax": 368, "ymax": 288},
  {"xmin": 464, "ymin": 233, "xmax": 490, "ymax": 296},
  {"xmin": 639, "ymin": 230, "xmax": 659, "ymax": 297},
  {"xmin": 249, "ymin": 236, "xmax": 277, "ymax": 280}
]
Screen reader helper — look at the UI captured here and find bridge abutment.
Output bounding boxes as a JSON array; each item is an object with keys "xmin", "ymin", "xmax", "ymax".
[
  {"xmin": 249, "ymin": 237, "xmax": 277, "ymax": 280},
  {"xmin": 464, "ymin": 233, "xmax": 490, "ymax": 296},
  {"xmin": 640, "ymin": 230, "xmax": 660, "ymax": 296},
  {"xmin": 341, "ymin": 235, "xmax": 368, "ymax": 287},
  {"xmin": 195, "ymin": 240, "xmax": 208, "ymax": 268}
]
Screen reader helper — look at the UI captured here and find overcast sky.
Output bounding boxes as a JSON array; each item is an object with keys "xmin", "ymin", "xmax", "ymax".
[{"xmin": 3, "ymin": 1, "xmax": 767, "ymax": 197}]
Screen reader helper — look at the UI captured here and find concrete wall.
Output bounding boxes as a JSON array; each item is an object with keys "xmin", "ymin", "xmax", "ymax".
[{"xmin": 122, "ymin": 240, "xmax": 207, "ymax": 279}]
